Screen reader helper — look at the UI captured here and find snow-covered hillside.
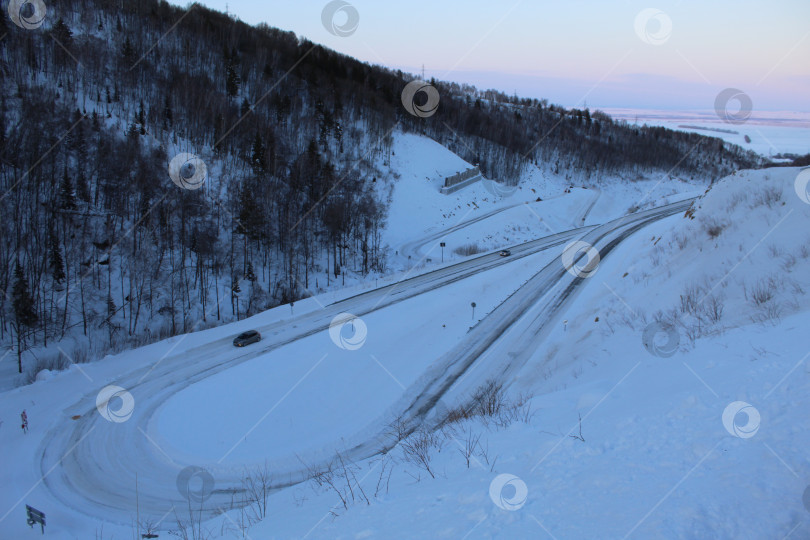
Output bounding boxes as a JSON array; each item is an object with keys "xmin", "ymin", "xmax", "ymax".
[
  {"xmin": 383, "ymin": 132, "xmax": 704, "ymax": 270},
  {"xmin": 255, "ymin": 167, "xmax": 809, "ymax": 539},
  {"xmin": 256, "ymin": 166, "xmax": 810, "ymax": 539},
  {"xmin": 0, "ymin": 123, "xmax": 705, "ymax": 392},
  {"xmin": 1, "ymin": 163, "xmax": 807, "ymax": 539},
  {"xmin": 4, "ymin": 0, "xmax": 762, "ymax": 399}
]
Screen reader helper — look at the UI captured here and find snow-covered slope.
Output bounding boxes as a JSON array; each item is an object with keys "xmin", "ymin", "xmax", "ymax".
[
  {"xmin": 1, "ymin": 158, "xmax": 806, "ymax": 539},
  {"xmin": 383, "ymin": 132, "xmax": 705, "ymax": 269},
  {"xmin": 279, "ymin": 167, "xmax": 810, "ymax": 539}
]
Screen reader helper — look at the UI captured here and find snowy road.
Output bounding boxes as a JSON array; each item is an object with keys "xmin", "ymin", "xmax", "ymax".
[
  {"xmin": 397, "ymin": 188, "xmax": 600, "ymax": 261},
  {"xmin": 37, "ymin": 199, "xmax": 694, "ymax": 527},
  {"xmin": 397, "ymin": 200, "xmax": 528, "ymax": 260}
]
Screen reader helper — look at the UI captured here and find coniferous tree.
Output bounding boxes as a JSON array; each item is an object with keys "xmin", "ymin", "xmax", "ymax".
[
  {"xmin": 51, "ymin": 18, "xmax": 73, "ymax": 45},
  {"xmin": 76, "ymin": 171, "xmax": 90, "ymax": 202},
  {"xmin": 162, "ymin": 95, "xmax": 173, "ymax": 130},
  {"xmin": 0, "ymin": 3, "xmax": 7, "ymax": 37},
  {"xmin": 225, "ymin": 49, "xmax": 240, "ymax": 97},
  {"xmin": 136, "ymin": 100, "xmax": 146, "ymax": 134},
  {"xmin": 121, "ymin": 37, "xmax": 136, "ymax": 67},
  {"xmin": 237, "ymin": 183, "xmax": 264, "ymax": 241},
  {"xmin": 50, "ymin": 18, "xmax": 73, "ymax": 66},
  {"xmin": 251, "ymin": 133, "xmax": 266, "ymax": 173},
  {"xmin": 12, "ymin": 261, "xmax": 37, "ymax": 373},
  {"xmin": 127, "ymin": 121, "xmax": 140, "ymax": 139},
  {"xmin": 0, "ymin": 112, "xmax": 5, "ymax": 154},
  {"xmin": 50, "ymin": 234, "xmax": 66, "ymax": 283},
  {"xmin": 59, "ymin": 168, "xmax": 77, "ymax": 210}
]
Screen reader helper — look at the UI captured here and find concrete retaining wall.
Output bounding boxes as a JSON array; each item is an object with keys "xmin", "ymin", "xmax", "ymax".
[
  {"xmin": 441, "ymin": 166, "xmax": 481, "ymax": 194},
  {"xmin": 440, "ymin": 173, "xmax": 482, "ymax": 194}
]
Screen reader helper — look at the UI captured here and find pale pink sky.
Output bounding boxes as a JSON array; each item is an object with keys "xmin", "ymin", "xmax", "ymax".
[{"xmin": 177, "ymin": 0, "xmax": 809, "ymax": 111}]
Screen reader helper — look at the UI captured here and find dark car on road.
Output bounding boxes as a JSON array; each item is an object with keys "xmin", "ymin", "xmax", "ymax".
[
  {"xmin": 233, "ymin": 330, "xmax": 261, "ymax": 347},
  {"xmin": 499, "ymin": 249, "xmax": 511, "ymax": 257}
]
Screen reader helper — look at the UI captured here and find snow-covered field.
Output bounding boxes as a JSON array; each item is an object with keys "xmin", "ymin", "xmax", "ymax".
[
  {"xmin": 1, "ymin": 128, "xmax": 808, "ymax": 539},
  {"xmin": 602, "ymin": 108, "xmax": 810, "ymax": 158}
]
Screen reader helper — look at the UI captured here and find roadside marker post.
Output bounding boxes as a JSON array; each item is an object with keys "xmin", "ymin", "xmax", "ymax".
[{"xmin": 26, "ymin": 505, "xmax": 45, "ymax": 534}]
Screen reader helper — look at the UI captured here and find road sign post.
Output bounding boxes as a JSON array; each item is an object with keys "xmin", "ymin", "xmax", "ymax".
[
  {"xmin": 471, "ymin": 302, "xmax": 476, "ymax": 320},
  {"xmin": 26, "ymin": 505, "xmax": 45, "ymax": 534},
  {"xmin": 440, "ymin": 242, "xmax": 445, "ymax": 262}
]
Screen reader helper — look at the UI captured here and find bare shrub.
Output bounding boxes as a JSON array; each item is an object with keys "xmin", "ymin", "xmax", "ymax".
[
  {"xmin": 619, "ymin": 310, "xmax": 639, "ymax": 330},
  {"xmin": 170, "ymin": 500, "xmax": 212, "ymax": 540},
  {"xmin": 440, "ymin": 382, "xmax": 535, "ymax": 428},
  {"xmin": 494, "ymin": 393, "xmax": 534, "ymax": 427},
  {"xmin": 137, "ymin": 518, "xmax": 160, "ymax": 540},
  {"xmin": 727, "ymin": 191, "xmax": 748, "ymax": 211},
  {"xmin": 301, "ymin": 452, "xmax": 370, "ymax": 510},
  {"xmin": 746, "ymin": 278, "xmax": 776, "ymax": 307},
  {"xmin": 475, "ymin": 439, "xmax": 498, "ymax": 472},
  {"xmin": 241, "ymin": 462, "xmax": 272, "ymax": 521},
  {"xmin": 751, "ymin": 302, "xmax": 782, "ymax": 325},
  {"xmin": 335, "ymin": 452, "xmax": 370, "ymax": 506},
  {"xmin": 401, "ymin": 429, "xmax": 442, "ymax": 479},
  {"xmin": 372, "ymin": 453, "xmax": 395, "ymax": 497},
  {"xmin": 569, "ymin": 413, "xmax": 585, "ymax": 442},
  {"xmin": 25, "ymin": 351, "xmax": 71, "ymax": 383},
  {"xmin": 458, "ymin": 429, "xmax": 482, "ymax": 469},
  {"xmin": 225, "ymin": 491, "xmax": 253, "ymax": 540},
  {"xmin": 445, "ymin": 404, "xmax": 475, "ymax": 424},
  {"xmin": 453, "ymin": 243, "xmax": 481, "ymax": 256},
  {"xmin": 637, "ymin": 309, "xmax": 649, "ymax": 327},
  {"xmin": 751, "ymin": 186, "xmax": 782, "ymax": 209},
  {"xmin": 679, "ymin": 283, "xmax": 702, "ymax": 315},
  {"xmin": 654, "ymin": 308, "xmax": 681, "ymax": 330},
  {"xmin": 702, "ymin": 218, "xmax": 726, "ymax": 239},
  {"xmin": 303, "ymin": 459, "xmax": 347, "ymax": 510},
  {"xmin": 788, "ymin": 278, "xmax": 805, "ymax": 296},
  {"xmin": 675, "ymin": 233, "xmax": 689, "ymax": 250},
  {"xmin": 701, "ymin": 295, "xmax": 725, "ymax": 324},
  {"xmin": 742, "ymin": 276, "xmax": 783, "ymax": 325},
  {"xmin": 682, "ymin": 322, "xmax": 701, "ymax": 346},
  {"xmin": 471, "ymin": 381, "xmax": 506, "ymax": 417},
  {"xmin": 387, "ymin": 416, "xmax": 410, "ymax": 445}
]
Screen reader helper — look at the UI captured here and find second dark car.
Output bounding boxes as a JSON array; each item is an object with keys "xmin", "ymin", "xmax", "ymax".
[{"xmin": 233, "ymin": 330, "xmax": 261, "ymax": 347}]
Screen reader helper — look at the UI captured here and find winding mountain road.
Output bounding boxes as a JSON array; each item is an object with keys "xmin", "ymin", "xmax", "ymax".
[{"xmin": 38, "ymin": 199, "xmax": 693, "ymax": 528}]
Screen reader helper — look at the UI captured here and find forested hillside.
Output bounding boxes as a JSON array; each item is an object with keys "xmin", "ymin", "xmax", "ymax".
[{"xmin": 0, "ymin": 0, "xmax": 760, "ymax": 376}]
